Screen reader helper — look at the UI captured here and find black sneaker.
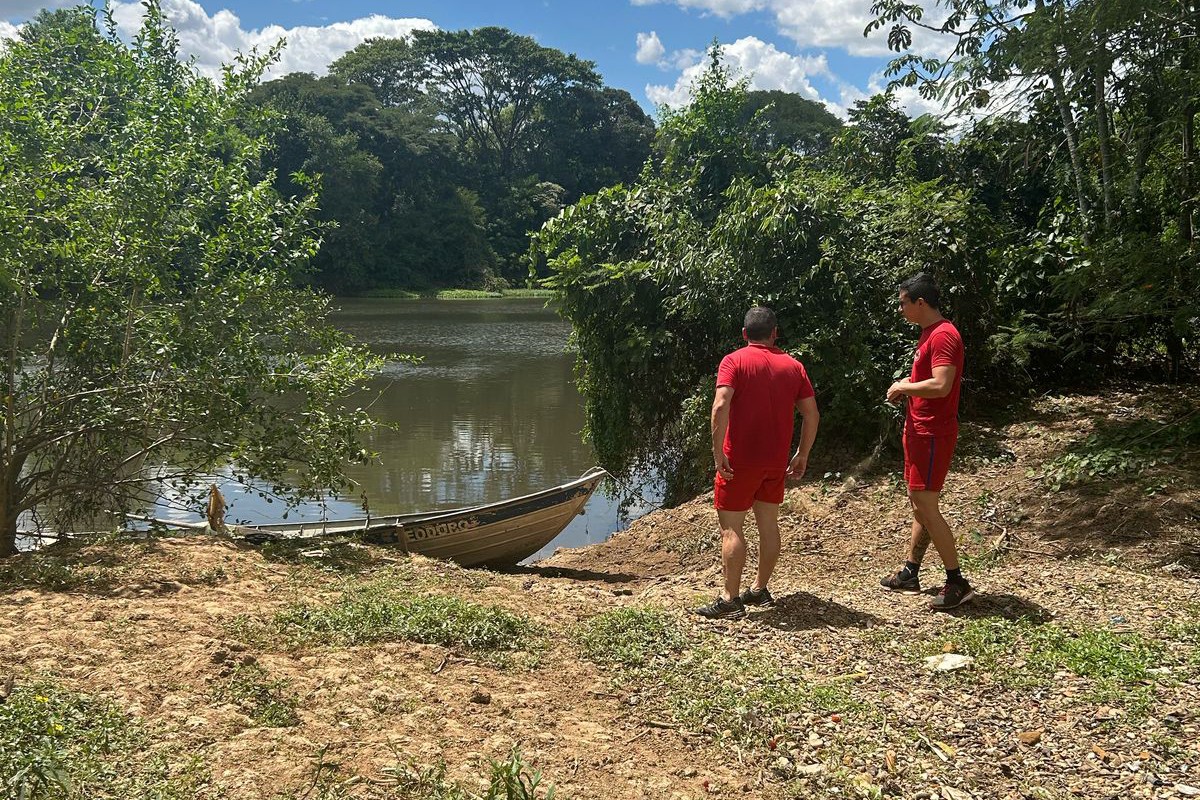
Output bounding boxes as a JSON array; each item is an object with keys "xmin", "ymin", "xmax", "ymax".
[
  {"xmin": 929, "ymin": 580, "xmax": 976, "ymax": 610},
  {"xmin": 694, "ymin": 596, "xmax": 746, "ymax": 620},
  {"xmin": 739, "ymin": 586, "xmax": 775, "ymax": 607},
  {"xmin": 880, "ymin": 569, "xmax": 921, "ymax": 593}
]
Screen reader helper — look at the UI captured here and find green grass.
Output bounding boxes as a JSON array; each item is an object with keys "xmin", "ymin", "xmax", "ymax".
[
  {"xmin": 932, "ymin": 617, "xmax": 1165, "ymax": 710},
  {"xmin": 573, "ymin": 607, "xmax": 858, "ymax": 747},
  {"xmin": 436, "ymin": 289, "xmax": 504, "ymax": 299},
  {"xmin": 280, "ymin": 748, "xmax": 554, "ymax": 800},
  {"xmin": 271, "ymin": 577, "xmax": 534, "ymax": 654},
  {"xmin": 211, "ymin": 662, "xmax": 299, "ymax": 728},
  {"xmin": 0, "ymin": 681, "xmax": 210, "ymax": 799}
]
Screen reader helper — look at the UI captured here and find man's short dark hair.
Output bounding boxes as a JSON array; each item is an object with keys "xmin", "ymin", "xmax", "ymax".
[
  {"xmin": 743, "ymin": 306, "xmax": 777, "ymax": 341},
  {"xmin": 899, "ymin": 272, "xmax": 941, "ymax": 310}
]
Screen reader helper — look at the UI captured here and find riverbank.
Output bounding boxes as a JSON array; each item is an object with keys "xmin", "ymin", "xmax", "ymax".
[
  {"xmin": 2, "ymin": 387, "xmax": 1198, "ymax": 799},
  {"xmin": 355, "ymin": 288, "xmax": 555, "ymax": 300}
]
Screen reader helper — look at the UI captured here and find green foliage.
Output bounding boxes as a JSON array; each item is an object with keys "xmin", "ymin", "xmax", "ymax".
[
  {"xmin": 273, "ymin": 576, "xmax": 534, "ymax": 652},
  {"xmin": 535, "ymin": 57, "xmax": 1004, "ymax": 499},
  {"xmin": 211, "ymin": 662, "xmax": 299, "ymax": 728},
  {"xmin": 1039, "ymin": 415, "xmax": 1200, "ymax": 491},
  {"xmin": 575, "ymin": 607, "xmax": 856, "ymax": 747},
  {"xmin": 0, "ymin": 682, "xmax": 209, "ymax": 799},
  {"xmin": 0, "ymin": 5, "xmax": 383, "ymax": 554}
]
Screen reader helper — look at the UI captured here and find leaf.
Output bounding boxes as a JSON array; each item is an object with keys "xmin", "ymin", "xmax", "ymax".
[{"xmin": 1018, "ymin": 729, "xmax": 1043, "ymax": 745}]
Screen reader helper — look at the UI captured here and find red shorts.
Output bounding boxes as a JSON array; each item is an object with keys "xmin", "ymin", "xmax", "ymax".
[
  {"xmin": 714, "ymin": 467, "xmax": 787, "ymax": 511},
  {"xmin": 903, "ymin": 433, "xmax": 957, "ymax": 492}
]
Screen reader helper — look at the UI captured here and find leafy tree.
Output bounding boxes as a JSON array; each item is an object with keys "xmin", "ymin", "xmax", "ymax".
[
  {"xmin": 328, "ymin": 36, "xmax": 426, "ymax": 108},
  {"xmin": 411, "ymin": 27, "xmax": 600, "ymax": 181},
  {"xmin": 737, "ymin": 89, "xmax": 843, "ymax": 156},
  {"xmin": 0, "ymin": 5, "xmax": 382, "ymax": 555}
]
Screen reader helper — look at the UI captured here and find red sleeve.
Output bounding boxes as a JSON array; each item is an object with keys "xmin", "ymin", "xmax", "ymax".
[
  {"xmin": 716, "ymin": 353, "xmax": 737, "ymax": 388},
  {"xmin": 795, "ymin": 361, "xmax": 815, "ymax": 400},
  {"xmin": 930, "ymin": 329, "xmax": 962, "ymax": 370}
]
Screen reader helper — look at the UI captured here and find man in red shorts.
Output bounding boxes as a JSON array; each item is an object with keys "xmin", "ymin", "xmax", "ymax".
[
  {"xmin": 695, "ymin": 306, "xmax": 820, "ymax": 620},
  {"xmin": 881, "ymin": 273, "xmax": 975, "ymax": 609}
]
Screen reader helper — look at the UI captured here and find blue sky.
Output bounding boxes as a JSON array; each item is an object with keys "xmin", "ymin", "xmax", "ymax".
[{"xmin": 0, "ymin": 0, "xmax": 952, "ymax": 118}]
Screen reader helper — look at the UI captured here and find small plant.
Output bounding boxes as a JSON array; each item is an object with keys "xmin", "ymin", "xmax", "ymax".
[
  {"xmin": 0, "ymin": 681, "xmax": 208, "ymax": 799},
  {"xmin": 573, "ymin": 607, "xmax": 687, "ymax": 668},
  {"xmin": 211, "ymin": 662, "xmax": 299, "ymax": 728}
]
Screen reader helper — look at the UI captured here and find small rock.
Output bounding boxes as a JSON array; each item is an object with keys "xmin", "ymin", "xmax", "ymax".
[
  {"xmin": 1018, "ymin": 729, "xmax": 1043, "ymax": 745},
  {"xmin": 1176, "ymin": 785, "xmax": 1200, "ymax": 797},
  {"xmin": 924, "ymin": 654, "xmax": 974, "ymax": 672},
  {"xmin": 469, "ymin": 691, "xmax": 491, "ymax": 705},
  {"xmin": 796, "ymin": 764, "xmax": 824, "ymax": 776}
]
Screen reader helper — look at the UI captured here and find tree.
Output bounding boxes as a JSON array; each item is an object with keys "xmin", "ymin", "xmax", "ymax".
[
  {"xmin": 329, "ymin": 36, "xmax": 426, "ymax": 108},
  {"xmin": 737, "ymin": 89, "xmax": 843, "ymax": 156},
  {"xmin": 0, "ymin": 5, "xmax": 383, "ymax": 555}
]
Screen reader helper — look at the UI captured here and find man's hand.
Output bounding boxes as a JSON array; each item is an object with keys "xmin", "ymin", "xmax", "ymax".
[
  {"xmin": 715, "ymin": 452, "xmax": 734, "ymax": 480},
  {"xmin": 786, "ymin": 452, "xmax": 807, "ymax": 480},
  {"xmin": 887, "ymin": 380, "xmax": 908, "ymax": 404}
]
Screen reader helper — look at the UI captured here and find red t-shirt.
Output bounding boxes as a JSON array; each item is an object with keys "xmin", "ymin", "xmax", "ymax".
[
  {"xmin": 716, "ymin": 344, "xmax": 815, "ymax": 469},
  {"xmin": 906, "ymin": 319, "xmax": 963, "ymax": 437}
]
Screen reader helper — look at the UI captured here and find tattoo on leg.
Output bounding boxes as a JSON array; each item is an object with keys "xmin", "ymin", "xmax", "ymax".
[{"xmin": 911, "ymin": 527, "xmax": 932, "ymax": 564}]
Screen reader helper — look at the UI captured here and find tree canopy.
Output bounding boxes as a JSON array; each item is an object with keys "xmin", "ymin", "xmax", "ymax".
[{"xmin": 0, "ymin": 4, "xmax": 382, "ymax": 554}]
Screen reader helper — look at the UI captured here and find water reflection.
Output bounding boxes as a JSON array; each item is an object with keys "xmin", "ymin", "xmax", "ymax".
[{"xmin": 175, "ymin": 298, "xmax": 638, "ymax": 562}]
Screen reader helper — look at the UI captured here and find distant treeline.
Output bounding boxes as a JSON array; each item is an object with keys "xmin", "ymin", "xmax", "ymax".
[{"xmin": 248, "ymin": 29, "xmax": 841, "ymax": 294}]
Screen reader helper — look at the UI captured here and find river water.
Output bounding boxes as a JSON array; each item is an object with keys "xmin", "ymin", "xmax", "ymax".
[{"xmin": 178, "ymin": 297, "xmax": 635, "ymax": 562}]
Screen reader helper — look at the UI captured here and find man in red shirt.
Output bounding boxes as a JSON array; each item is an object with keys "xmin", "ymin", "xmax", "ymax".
[
  {"xmin": 696, "ymin": 306, "xmax": 820, "ymax": 620},
  {"xmin": 881, "ymin": 273, "xmax": 975, "ymax": 609}
]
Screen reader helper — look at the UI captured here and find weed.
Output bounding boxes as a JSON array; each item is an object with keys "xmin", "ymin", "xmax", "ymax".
[
  {"xmin": 575, "ymin": 607, "xmax": 858, "ymax": 747},
  {"xmin": 211, "ymin": 662, "xmax": 299, "ymax": 727},
  {"xmin": 0, "ymin": 554, "xmax": 122, "ymax": 591},
  {"xmin": 0, "ymin": 681, "xmax": 210, "ymax": 799},
  {"xmin": 274, "ymin": 580, "xmax": 534, "ymax": 654},
  {"xmin": 933, "ymin": 618, "xmax": 1164, "ymax": 711},
  {"xmin": 1038, "ymin": 414, "xmax": 1200, "ymax": 491}
]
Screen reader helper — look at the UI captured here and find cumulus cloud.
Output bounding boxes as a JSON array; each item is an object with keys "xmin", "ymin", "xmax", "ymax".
[
  {"xmin": 0, "ymin": 20, "xmax": 18, "ymax": 41},
  {"xmin": 646, "ymin": 36, "xmax": 832, "ymax": 110},
  {"xmin": 634, "ymin": 0, "xmax": 953, "ymax": 58},
  {"xmin": 635, "ymin": 30, "xmax": 665, "ymax": 65},
  {"xmin": 108, "ymin": 0, "xmax": 435, "ymax": 79}
]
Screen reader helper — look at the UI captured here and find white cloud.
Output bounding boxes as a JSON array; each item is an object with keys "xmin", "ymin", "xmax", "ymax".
[
  {"xmin": 635, "ymin": 30, "xmax": 664, "ymax": 65},
  {"xmin": 634, "ymin": 0, "xmax": 954, "ymax": 58},
  {"xmin": 646, "ymin": 36, "xmax": 833, "ymax": 110},
  {"xmin": 0, "ymin": 20, "xmax": 17, "ymax": 41},
  {"xmin": 109, "ymin": 0, "xmax": 436, "ymax": 79}
]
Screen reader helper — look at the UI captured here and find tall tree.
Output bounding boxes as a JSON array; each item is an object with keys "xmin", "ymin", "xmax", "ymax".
[
  {"xmin": 737, "ymin": 89, "xmax": 843, "ymax": 156},
  {"xmin": 0, "ymin": 5, "xmax": 382, "ymax": 554}
]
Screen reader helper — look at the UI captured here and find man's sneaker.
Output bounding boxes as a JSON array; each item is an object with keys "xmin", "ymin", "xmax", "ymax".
[
  {"xmin": 929, "ymin": 580, "xmax": 976, "ymax": 610},
  {"xmin": 694, "ymin": 596, "xmax": 746, "ymax": 620},
  {"xmin": 739, "ymin": 586, "xmax": 775, "ymax": 607},
  {"xmin": 880, "ymin": 569, "xmax": 921, "ymax": 593}
]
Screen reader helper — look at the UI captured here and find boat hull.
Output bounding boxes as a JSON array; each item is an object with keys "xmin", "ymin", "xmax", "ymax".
[{"xmin": 235, "ymin": 468, "xmax": 608, "ymax": 568}]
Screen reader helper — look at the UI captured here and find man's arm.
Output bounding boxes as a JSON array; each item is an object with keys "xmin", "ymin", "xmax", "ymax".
[
  {"xmin": 788, "ymin": 395, "xmax": 820, "ymax": 479},
  {"xmin": 887, "ymin": 365, "xmax": 956, "ymax": 402},
  {"xmin": 711, "ymin": 385, "xmax": 735, "ymax": 479}
]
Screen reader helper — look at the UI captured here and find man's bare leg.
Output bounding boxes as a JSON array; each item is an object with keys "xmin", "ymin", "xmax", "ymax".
[
  {"xmin": 908, "ymin": 490, "xmax": 958, "ymax": 570},
  {"xmin": 717, "ymin": 508, "xmax": 749, "ymax": 601},
  {"xmin": 751, "ymin": 501, "xmax": 781, "ymax": 591}
]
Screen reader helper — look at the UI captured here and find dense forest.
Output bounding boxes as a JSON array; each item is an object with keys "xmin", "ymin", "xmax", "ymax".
[{"xmin": 248, "ymin": 31, "xmax": 841, "ymax": 293}]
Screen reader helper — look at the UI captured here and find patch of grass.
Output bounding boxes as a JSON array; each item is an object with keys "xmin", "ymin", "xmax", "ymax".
[
  {"xmin": 280, "ymin": 747, "xmax": 554, "ymax": 800},
  {"xmin": 499, "ymin": 288, "xmax": 553, "ymax": 299},
  {"xmin": 0, "ymin": 553, "xmax": 124, "ymax": 591},
  {"xmin": 574, "ymin": 607, "xmax": 687, "ymax": 667},
  {"xmin": 0, "ymin": 681, "xmax": 210, "ymax": 799},
  {"xmin": 273, "ymin": 578, "xmax": 534, "ymax": 654},
  {"xmin": 574, "ymin": 607, "xmax": 858, "ymax": 747},
  {"xmin": 436, "ymin": 289, "xmax": 503, "ymax": 299},
  {"xmin": 934, "ymin": 618, "xmax": 1164, "ymax": 709},
  {"xmin": 211, "ymin": 662, "xmax": 299, "ymax": 728}
]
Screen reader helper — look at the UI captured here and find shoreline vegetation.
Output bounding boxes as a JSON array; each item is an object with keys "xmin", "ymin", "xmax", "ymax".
[
  {"xmin": 2, "ymin": 386, "xmax": 1198, "ymax": 799},
  {"xmin": 354, "ymin": 288, "xmax": 556, "ymax": 300}
]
